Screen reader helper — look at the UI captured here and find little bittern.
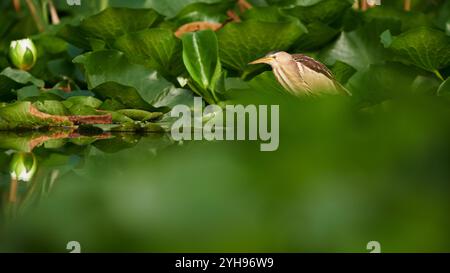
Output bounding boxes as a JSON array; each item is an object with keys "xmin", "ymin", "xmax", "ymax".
[{"xmin": 250, "ymin": 51, "xmax": 351, "ymax": 96}]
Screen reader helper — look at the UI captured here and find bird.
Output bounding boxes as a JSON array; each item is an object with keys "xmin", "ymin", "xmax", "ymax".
[{"xmin": 249, "ymin": 51, "xmax": 351, "ymax": 97}]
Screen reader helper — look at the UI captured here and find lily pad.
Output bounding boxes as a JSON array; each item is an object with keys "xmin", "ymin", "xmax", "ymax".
[
  {"xmin": 73, "ymin": 50, "xmax": 173, "ymax": 105},
  {"xmin": 388, "ymin": 27, "xmax": 450, "ymax": 75},
  {"xmin": 91, "ymin": 82, "xmax": 157, "ymax": 111},
  {"xmin": 58, "ymin": 8, "xmax": 162, "ymax": 48},
  {"xmin": 117, "ymin": 109, "xmax": 163, "ymax": 121},
  {"xmin": 285, "ymin": 0, "xmax": 354, "ymax": 25},
  {"xmin": 0, "ymin": 68, "xmax": 45, "ymax": 101},
  {"xmin": 217, "ymin": 19, "xmax": 307, "ymax": 72},
  {"xmin": 63, "ymin": 96, "xmax": 103, "ymax": 109},
  {"xmin": 320, "ymin": 19, "xmax": 401, "ymax": 70},
  {"xmin": 0, "ymin": 101, "xmax": 72, "ymax": 129},
  {"xmin": 114, "ymin": 28, "xmax": 183, "ymax": 77}
]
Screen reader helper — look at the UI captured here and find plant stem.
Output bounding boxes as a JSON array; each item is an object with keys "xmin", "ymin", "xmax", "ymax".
[
  {"xmin": 404, "ymin": 0, "xmax": 411, "ymax": 11},
  {"xmin": 433, "ymin": 70, "xmax": 445, "ymax": 81},
  {"xmin": 12, "ymin": 0, "xmax": 21, "ymax": 12},
  {"xmin": 25, "ymin": 0, "xmax": 45, "ymax": 32},
  {"xmin": 9, "ymin": 178, "xmax": 18, "ymax": 203},
  {"xmin": 48, "ymin": 0, "xmax": 60, "ymax": 25},
  {"xmin": 361, "ymin": 0, "xmax": 368, "ymax": 11}
]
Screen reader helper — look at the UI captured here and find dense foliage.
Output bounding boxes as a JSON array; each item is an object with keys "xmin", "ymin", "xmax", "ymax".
[{"xmin": 0, "ymin": 0, "xmax": 449, "ymax": 131}]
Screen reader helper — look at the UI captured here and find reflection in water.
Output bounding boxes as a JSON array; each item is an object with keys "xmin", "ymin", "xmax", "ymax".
[
  {"xmin": 0, "ymin": 131, "xmax": 171, "ymax": 220},
  {"xmin": 0, "ymin": 97, "xmax": 449, "ymax": 252}
]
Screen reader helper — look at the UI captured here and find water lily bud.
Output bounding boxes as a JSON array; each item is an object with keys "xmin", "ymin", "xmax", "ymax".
[
  {"xmin": 10, "ymin": 152, "xmax": 38, "ymax": 182},
  {"xmin": 9, "ymin": 39, "xmax": 37, "ymax": 71}
]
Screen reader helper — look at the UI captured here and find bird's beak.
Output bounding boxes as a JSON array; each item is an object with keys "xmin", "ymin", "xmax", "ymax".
[{"xmin": 249, "ymin": 57, "xmax": 274, "ymax": 65}]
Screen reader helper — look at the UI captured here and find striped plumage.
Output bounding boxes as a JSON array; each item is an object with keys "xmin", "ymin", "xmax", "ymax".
[{"xmin": 249, "ymin": 51, "xmax": 351, "ymax": 96}]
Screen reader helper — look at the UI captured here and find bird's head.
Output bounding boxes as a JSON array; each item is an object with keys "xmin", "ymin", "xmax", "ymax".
[{"xmin": 249, "ymin": 51, "xmax": 293, "ymax": 67}]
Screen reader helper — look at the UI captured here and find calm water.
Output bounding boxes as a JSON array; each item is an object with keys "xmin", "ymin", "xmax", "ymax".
[{"xmin": 1, "ymin": 98, "xmax": 449, "ymax": 252}]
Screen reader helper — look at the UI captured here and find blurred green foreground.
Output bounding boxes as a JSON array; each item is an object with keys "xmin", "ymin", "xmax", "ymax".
[{"xmin": 0, "ymin": 93, "xmax": 449, "ymax": 253}]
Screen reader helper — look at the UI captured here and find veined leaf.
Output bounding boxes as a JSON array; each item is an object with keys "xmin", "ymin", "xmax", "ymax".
[
  {"xmin": 182, "ymin": 30, "xmax": 221, "ymax": 96},
  {"xmin": 217, "ymin": 19, "xmax": 307, "ymax": 72},
  {"xmin": 63, "ymin": 96, "xmax": 103, "ymax": 109},
  {"xmin": 73, "ymin": 50, "xmax": 173, "ymax": 105},
  {"xmin": 320, "ymin": 19, "xmax": 401, "ymax": 70},
  {"xmin": 0, "ymin": 101, "xmax": 72, "ymax": 129},
  {"xmin": 59, "ymin": 8, "xmax": 162, "ymax": 48},
  {"xmin": 117, "ymin": 109, "xmax": 163, "ymax": 122},
  {"xmin": 388, "ymin": 27, "xmax": 450, "ymax": 75},
  {"xmin": 285, "ymin": 0, "xmax": 354, "ymax": 25},
  {"xmin": 91, "ymin": 82, "xmax": 157, "ymax": 111},
  {"xmin": 0, "ymin": 68, "xmax": 44, "ymax": 101},
  {"xmin": 114, "ymin": 28, "xmax": 183, "ymax": 78},
  {"xmin": 173, "ymin": 1, "xmax": 234, "ymax": 25}
]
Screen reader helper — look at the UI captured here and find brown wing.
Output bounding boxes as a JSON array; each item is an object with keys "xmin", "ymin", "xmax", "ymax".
[{"xmin": 292, "ymin": 54, "xmax": 334, "ymax": 80}]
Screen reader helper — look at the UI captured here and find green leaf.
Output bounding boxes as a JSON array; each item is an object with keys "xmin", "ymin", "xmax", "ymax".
[
  {"xmin": 136, "ymin": 0, "xmax": 224, "ymax": 18},
  {"xmin": 152, "ymin": 88, "xmax": 195, "ymax": 109},
  {"xmin": 33, "ymin": 100, "xmax": 70, "ymax": 116},
  {"xmin": 59, "ymin": 8, "xmax": 162, "ymax": 48},
  {"xmin": 346, "ymin": 63, "xmax": 430, "ymax": 106},
  {"xmin": 173, "ymin": 1, "xmax": 234, "ymax": 25},
  {"xmin": 99, "ymin": 99, "xmax": 127, "ymax": 111},
  {"xmin": 102, "ymin": 111, "xmax": 134, "ymax": 124},
  {"xmin": 117, "ymin": 109, "xmax": 163, "ymax": 122},
  {"xmin": 16, "ymin": 85, "xmax": 41, "ymax": 101},
  {"xmin": 217, "ymin": 19, "xmax": 307, "ymax": 72},
  {"xmin": 285, "ymin": 0, "xmax": 354, "ymax": 25},
  {"xmin": 388, "ymin": 27, "xmax": 450, "ymax": 73},
  {"xmin": 243, "ymin": 7, "xmax": 296, "ymax": 23},
  {"xmin": 182, "ymin": 30, "xmax": 221, "ymax": 94},
  {"xmin": 0, "ymin": 68, "xmax": 45, "ymax": 87},
  {"xmin": 114, "ymin": 28, "xmax": 183, "ymax": 78},
  {"xmin": 330, "ymin": 61, "xmax": 357, "ymax": 84},
  {"xmin": 294, "ymin": 21, "xmax": 340, "ymax": 51},
  {"xmin": 0, "ymin": 101, "xmax": 72, "ymax": 130},
  {"xmin": 68, "ymin": 104, "xmax": 99, "ymax": 116},
  {"xmin": 364, "ymin": 7, "xmax": 431, "ymax": 32},
  {"xmin": 91, "ymin": 82, "xmax": 157, "ymax": 111},
  {"xmin": 0, "ymin": 68, "xmax": 44, "ymax": 101},
  {"xmin": 320, "ymin": 19, "xmax": 401, "ymax": 70},
  {"xmin": 73, "ymin": 50, "xmax": 173, "ymax": 105},
  {"xmin": 62, "ymin": 96, "xmax": 103, "ymax": 109}
]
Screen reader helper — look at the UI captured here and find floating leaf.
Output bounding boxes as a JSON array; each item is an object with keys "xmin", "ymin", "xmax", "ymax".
[
  {"xmin": 388, "ymin": 27, "xmax": 450, "ymax": 75},
  {"xmin": 217, "ymin": 19, "xmax": 307, "ymax": 72},
  {"xmin": 330, "ymin": 61, "xmax": 357, "ymax": 84},
  {"xmin": 117, "ymin": 109, "xmax": 163, "ymax": 121},
  {"xmin": 347, "ymin": 63, "xmax": 429, "ymax": 106},
  {"xmin": 63, "ymin": 96, "xmax": 103, "ymax": 109},
  {"xmin": 173, "ymin": 1, "xmax": 233, "ymax": 25},
  {"xmin": 33, "ymin": 100, "xmax": 70, "ymax": 116},
  {"xmin": 91, "ymin": 82, "xmax": 157, "ymax": 111},
  {"xmin": 320, "ymin": 19, "xmax": 401, "ymax": 70},
  {"xmin": 0, "ymin": 102, "xmax": 72, "ymax": 129},
  {"xmin": 58, "ymin": 8, "xmax": 162, "ymax": 48},
  {"xmin": 294, "ymin": 21, "xmax": 340, "ymax": 51},
  {"xmin": 73, "ymin": 50, "xmax": 173, "ymax": 106},
  {"xmin": 0, "ymin": 68, "xmax": 44, "ymax": 101},
  {"xmin": 114, "ymin": 28, "xmax": 183, "ymax": 77},
  {"xmin": 285, "ymin": 0, "xmax": 354, "ymax": 25}
]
